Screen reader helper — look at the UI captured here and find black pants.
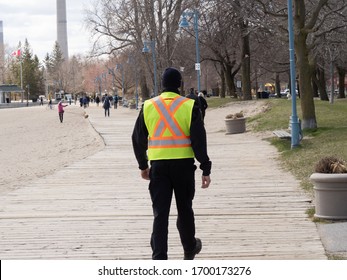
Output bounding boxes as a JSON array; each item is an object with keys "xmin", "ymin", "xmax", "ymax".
[
  {"xmin": 104, "ymin": 108, "xmax": 110, "ymax": 117},
  {"xmin": 59, "ymin": 112, "xmax": 64, "ymax": 123},
  {"xmin": 149, "ymin": 159, "xmax": 196, "ymax": 260}
]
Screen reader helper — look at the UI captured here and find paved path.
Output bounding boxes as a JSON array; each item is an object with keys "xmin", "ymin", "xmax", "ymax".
[{"xmin": 0, "ymin": 105, "xmax": 326, "ymax": 259}]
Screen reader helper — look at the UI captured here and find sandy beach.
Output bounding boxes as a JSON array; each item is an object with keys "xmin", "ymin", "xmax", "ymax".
[{"xmin": 0, "ymin": 104, "xmax": 104, "ymax": 195}]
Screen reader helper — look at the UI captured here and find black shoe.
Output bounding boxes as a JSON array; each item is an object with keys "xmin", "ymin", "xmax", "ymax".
[{"xmin": 184, "ymin": 238, "xmax": 202, "ymax": 260}]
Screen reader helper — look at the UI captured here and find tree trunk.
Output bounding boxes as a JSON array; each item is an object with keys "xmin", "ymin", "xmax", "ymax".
[
  {"xmin": 275, "ymin": 73, "xmax": 281, "ymax": 98},
  {"xmin": 240, "ymin": 21, "xmax": 252, "ymax": 100},
  {"xmin": 225, "ymin": 64, "xmax": 237, "ymax": 98},
  {"xmin": 312, "ymin": 70, "xmax": 319, "ymax": 98},
  {"xmin": 139, "ymin": 73, "xmax": 150, "ymax": 101},
  {"xmin": 337, "ymin": 67, "xmax": 346, "ymax": 99},
  {"xmin": 220, "ymin": 66, "xmax": 226, "ymax": 98},
  {"xmin": 314, "ymin": 67, "xmax": 329, "ymax": 101},
  {"xmin": 294, "ymin": 7, "xmax": 317, "ymax": 129},
  {"xmin": 241, "ymin": 56, "xmax": 251, "ymax": 100}
]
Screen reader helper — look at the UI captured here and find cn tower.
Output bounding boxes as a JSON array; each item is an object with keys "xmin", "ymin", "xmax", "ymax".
[{"xmin": 56, "ymin": 0, "xmax": 69, "ymax": 60}]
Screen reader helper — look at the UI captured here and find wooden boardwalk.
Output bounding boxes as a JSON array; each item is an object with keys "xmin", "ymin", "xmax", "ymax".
[{"xmin": 0, "ymin": 105, "xmax": 326, "ymax": 259}]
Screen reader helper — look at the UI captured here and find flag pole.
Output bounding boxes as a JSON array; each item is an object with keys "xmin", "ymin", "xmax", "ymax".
[
  {"xmin": 18, "ymin": 42, "xmax": 23, "ymax": 102},
  {"xmin": 11, "ymin": 43, "xmax": 24, "ymax": 102},
  {"xmin": 20, "ymin": 56, "xmax": 23, "ymax": 89},
  {"xmin": 20, "ymin": 58, "xmax": 23, "ymax": 102}
]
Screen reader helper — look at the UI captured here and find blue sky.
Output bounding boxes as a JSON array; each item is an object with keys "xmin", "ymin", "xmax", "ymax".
[{"xmin": 1, "ymin": 0, "xmax": 93, "ymax": 61}]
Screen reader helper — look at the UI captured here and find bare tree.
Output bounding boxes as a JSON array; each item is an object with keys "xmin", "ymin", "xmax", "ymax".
[
  {"xmin": 197, "ymin": 1, "xmax": 241, "ymax": 97},
  {"xmin": 85, "ymin": 0, "xmax": 188, "ymax": 100},
  {"xmin": 198, "ymin": 0, "xmax": 281, "ymax": 99},
  {"xmin": 256, "ymin": 0, "xmax": 347, "ymax": 129}
]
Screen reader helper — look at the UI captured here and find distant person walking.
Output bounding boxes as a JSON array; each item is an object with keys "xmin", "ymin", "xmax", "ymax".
[
  {"xmin": 40, "ymin": 97, "xmax": 44, "ymax": 106},
  {"xmin": 103, "ymin": 95, "xmax": 111, "ymax": 117},
  {"xmin": 96, "ymin": 96, "xmax": 100, "ymax": 106},
  {"xmin": 113, "ymin": 95, "xmax": 118, "ymax": 109},
  {"xmin": 82, "ymin": 96, "xmax": 88, "ymax": 108},
  {"xmin": 186, "ymin": 87, "xmax": 202, "ymax": 118},
  {"xmin": 186, "ymin": 87, "xmax": 200, "ymax": 104},
  {"xmin": 198, "ymin": 92, "xmax": 208, "ymax": 121},
  {"xmin": 57, "ymin": 101, "xmax": 68, "ymax": 123}
]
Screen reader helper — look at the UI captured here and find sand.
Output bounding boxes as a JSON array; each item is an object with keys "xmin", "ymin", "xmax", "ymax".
[
  {"xmin": 0, "ymin": 99, "xmax": 268, "ymax": 195},
  {"xmin": 0, "ymin": 104, "xmax": 104, "ymax": 195}
]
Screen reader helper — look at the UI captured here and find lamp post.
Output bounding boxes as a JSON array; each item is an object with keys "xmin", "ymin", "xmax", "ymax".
[
  {"xmin": 287, "ymin": 0, "xmax": 300, "ymax": 148},
  {"xmin": 179, "ymin": 10, "xmax": 201, "ymax": 93},
  {"xmin": 20, "ymin": 55, "xmax": 23, "ymax": 92},
  {"xmin": 116, "ymin": 63, "xmax": 125, "ymax": 100},
  {"xmin": 95, "ymin": 76, "xmax": 102, "ymax": 95},
  {"xmin": 26, "ymin": 84, "xmax": 29, "ymax": 107},
  {"xmin": 101, "ymin": 72, "xmax": 107, "ymax": 95},
  {"xmin": 328, "ymin": 44, "xmax": 337, "ymax": 104},
  {"xmin": 142, "ymin": 40, "xmax": 158, "ymax": 97}
]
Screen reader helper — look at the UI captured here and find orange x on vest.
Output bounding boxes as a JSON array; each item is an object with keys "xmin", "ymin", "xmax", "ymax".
[{"xmin": 148, "ymin": 96, "xmax": 192, "ymax": 149}]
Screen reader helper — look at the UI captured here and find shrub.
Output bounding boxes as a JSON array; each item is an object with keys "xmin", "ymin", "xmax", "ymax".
[
  {"xmin": 225, "ymin": 111, "xmax": 244, "ymax": 119},
  {"xmin": 314, "ymin": 156, "xmax": 347, "ymax": 173}
]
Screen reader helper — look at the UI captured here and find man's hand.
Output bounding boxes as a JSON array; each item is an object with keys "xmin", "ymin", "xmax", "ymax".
[
  {"xmin": 141, "ymin": 168, "xmax": 150, "ymax": 180},
  {"xmin": 201, "ymin": 175, "xmax": 211, "ymax": 189}
]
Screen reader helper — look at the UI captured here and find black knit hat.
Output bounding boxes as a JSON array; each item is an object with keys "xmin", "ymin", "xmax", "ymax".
[{"xmin": 162, "ymin": 67, "xmax": 182, "ymax": 89}]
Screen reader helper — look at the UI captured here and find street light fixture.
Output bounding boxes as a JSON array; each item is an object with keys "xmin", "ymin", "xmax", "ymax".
[
  {"xmin": 287, "ymin": 0, "xmax": 300, "ymax": 148},
  {"xmin": 142, "ymin": 40, "xmax": 158, "ymax": 97},
  {"xmin": 179, "ymin": 10, "xmax": 201, "ymax": 93},
  {"xmin": 142, "ymin": 43, "xmax": 150, "ymax": 53}
]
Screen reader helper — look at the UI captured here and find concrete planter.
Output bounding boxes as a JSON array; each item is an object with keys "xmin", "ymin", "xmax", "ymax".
[
  {"xmin": 310, "ymin": 173, "xmax": 347, "ymax": 219},
  {"xmin": 225, "ymin": 117, "xmax": 246, "ymax": 134}
]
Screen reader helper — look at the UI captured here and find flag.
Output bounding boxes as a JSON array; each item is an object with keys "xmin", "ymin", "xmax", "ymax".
[{"xmin": 11, "ymin": 49, "xmax": 21, "ymax": 57}]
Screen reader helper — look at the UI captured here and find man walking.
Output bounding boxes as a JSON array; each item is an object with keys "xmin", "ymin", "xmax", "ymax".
[
  {"xmin": 186, "ymin": 87, "xmax": 202, "ymax": 119},
  {"xmin": 103, "ymin": 94, "xmax": 111, "ymax": 117},
  {"xmin": 132, "ymin": 67, "xmax": 212, "ymax": 260}
]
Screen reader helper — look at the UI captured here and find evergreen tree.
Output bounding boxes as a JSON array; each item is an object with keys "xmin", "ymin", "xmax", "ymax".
[
  {"xmin": 9, "ymin": 39, "xmax": 45, "ymax": 99},
  {"xmin": 22, "ymin": 39, "xmax": 43, "ymax": 100},
  {"xmin": 44, "ymin": 42, "xmax": 65, "ymax": 93}
]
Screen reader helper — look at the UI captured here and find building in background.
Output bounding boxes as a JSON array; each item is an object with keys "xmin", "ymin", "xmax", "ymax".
[
  {"xmin": 0, "ymin": 20, "xmax": 4, "ymax": 52},
  {"xmin": 0, "ymin": 20, "xmax": 5, "ymax": 84},
  {"xmin": 57, "ymin": 0, "xmax": 69, "ymax": 60}
]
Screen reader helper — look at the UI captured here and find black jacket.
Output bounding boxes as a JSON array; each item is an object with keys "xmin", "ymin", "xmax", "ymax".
[{"xmin": 132, "ymin": 91, "xmax": 212, "ymax": 176}]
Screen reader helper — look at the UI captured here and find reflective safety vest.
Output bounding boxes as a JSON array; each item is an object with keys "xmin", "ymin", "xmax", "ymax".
[{"xmin": 144, "ymin": 92, "xmax": 195, "ymax": 160}]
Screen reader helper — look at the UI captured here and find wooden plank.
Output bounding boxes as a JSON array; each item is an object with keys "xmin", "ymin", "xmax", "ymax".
[
  {"xmin": 273, "ymin": 130, "xmax": 291, "ymax": 139},
  {"xmin": 0, "ymin": 105, "xmax": 326, "ymax": 260}
]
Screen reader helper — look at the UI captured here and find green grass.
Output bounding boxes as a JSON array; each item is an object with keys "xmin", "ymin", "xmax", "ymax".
[
  {"xmin": 206, "ymin": 96, "xmax": 240, "ymax": 108},
  {"xmin": 248, "ymin": 98, "xmax": 347, "ymax": 193}
]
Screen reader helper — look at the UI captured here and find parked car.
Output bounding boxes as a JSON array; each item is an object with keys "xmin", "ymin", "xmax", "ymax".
[{"xmin": 280, "ymin": 89, "xmax": 298, "ymax": 97}]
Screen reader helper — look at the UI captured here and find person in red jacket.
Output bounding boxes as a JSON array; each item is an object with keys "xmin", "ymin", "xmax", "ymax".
[{"xmin": 57, "ymin": 101, "xmax": 68, "ymax": 123}]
